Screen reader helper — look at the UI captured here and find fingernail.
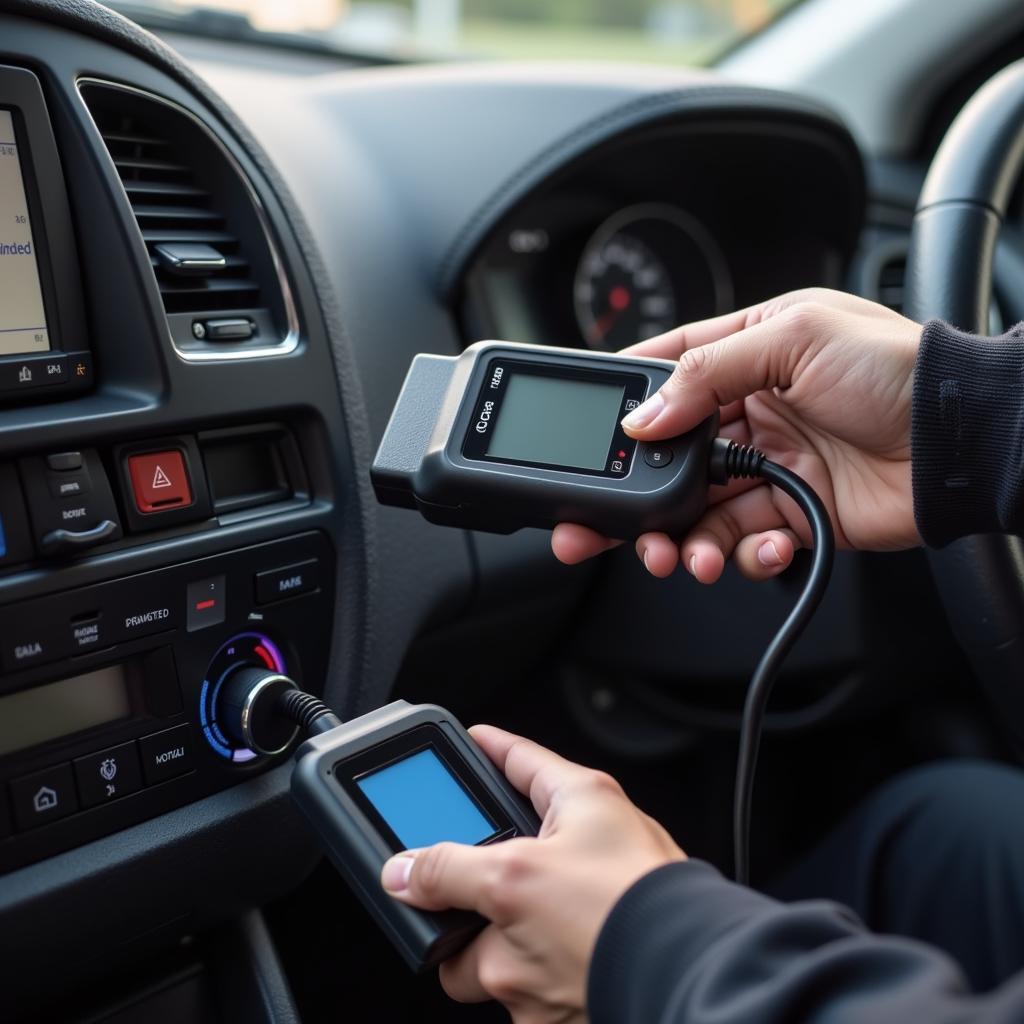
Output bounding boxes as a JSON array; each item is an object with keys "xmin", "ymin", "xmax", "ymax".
[
  {"xmin": 640, "ymin": 546, "xmax": 651, "ymax": 572},
  {"xmin": 688, "ymin": 554, "xmax": 697, "ymax": 578},
  {"xmin": 382, "ymin": 854, "xmax": 415, "ymax": 893},
  {"xmin": 622, "ymin": 392, "xmax": 664, "ymax": 430},
  {"xmin": 758, "ymin": 540, "xmax": 783, "ymax": 567}
]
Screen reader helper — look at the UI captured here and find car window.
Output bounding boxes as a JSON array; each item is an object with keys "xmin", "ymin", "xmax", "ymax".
[{"xmin": 111, "ymin": 0, "xmax": 805, "ymax": 66}]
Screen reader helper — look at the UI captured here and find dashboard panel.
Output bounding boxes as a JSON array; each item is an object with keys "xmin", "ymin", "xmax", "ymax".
[
  {"xmin": 462, "ymin": 120, "xmax": 863, "ymax": 350},
  {"xmin": 0, "ymin": 2, "xmax": 873, "ymax": 1017}
]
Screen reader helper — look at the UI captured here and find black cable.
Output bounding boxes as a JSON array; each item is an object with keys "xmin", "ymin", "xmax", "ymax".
[
  {"xmin": 708, "ymin": 438, "xmax": 835, "ymax": 885},
  {"xmin": 276, "ymin": 687, "xmax": 343, "ymax": 736}
]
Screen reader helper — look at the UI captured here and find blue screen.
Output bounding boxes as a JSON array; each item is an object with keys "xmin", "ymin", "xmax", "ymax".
[
  {"xmin": 0, "ymin": 512, "xmax": 6, "ymax": 559},
  {"xmin": 357, "ymin": 747, "xmax": 496, "ymax": 849}
]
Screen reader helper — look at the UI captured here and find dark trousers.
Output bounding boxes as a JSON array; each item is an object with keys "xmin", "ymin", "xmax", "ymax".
[{"xmin": 771, "ymin": 760, "xmax": 1024, "ymax": 992}]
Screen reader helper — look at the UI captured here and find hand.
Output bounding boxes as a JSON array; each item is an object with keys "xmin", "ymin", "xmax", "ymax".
[
  {"xmin": 551, "ymin": 289, "xmax": 923, "ymax": 582},
  {"xmin": 380, "ymin": 726, "xmax": 685, "ymax": 1022}
]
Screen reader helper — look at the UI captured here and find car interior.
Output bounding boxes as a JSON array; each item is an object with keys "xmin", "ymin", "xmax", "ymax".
[{"xmin": 4, "ymin": 0, "xmax": 1024, "ymax": 1020}]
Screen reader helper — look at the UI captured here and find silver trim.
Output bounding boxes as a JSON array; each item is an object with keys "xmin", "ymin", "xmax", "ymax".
[
  {"xmin": 240, "ymin": 672, "xmax": 299, "ymax": 756},
  {"xmin": 74, "ymin": 78, "xmax": 300, "ymax": 363}
]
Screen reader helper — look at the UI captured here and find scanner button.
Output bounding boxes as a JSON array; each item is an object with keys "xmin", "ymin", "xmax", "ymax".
[{"xmin": 643, "ymin": 445, "xmax": 674, "ymax": 469}]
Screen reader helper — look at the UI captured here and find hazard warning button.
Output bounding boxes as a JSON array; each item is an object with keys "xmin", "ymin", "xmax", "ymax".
[{"xmin": 127, "ymin": 450, "xmax": 193, "ymax": 514}]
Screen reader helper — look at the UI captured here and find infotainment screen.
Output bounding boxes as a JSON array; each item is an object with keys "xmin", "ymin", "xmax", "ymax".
[{"xmin": 0, "ymin": 108, "xmax": 51, "ymax": 357}]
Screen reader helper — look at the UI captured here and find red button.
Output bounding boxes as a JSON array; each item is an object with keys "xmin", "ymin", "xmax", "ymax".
[{"xmin": 127, "ymin": 450, "xmax": 193, "ymax": 513}]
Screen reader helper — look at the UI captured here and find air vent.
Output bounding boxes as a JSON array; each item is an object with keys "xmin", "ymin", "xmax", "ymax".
[{"xmin": 81, "ymin": 82, "xmax": 294, "ymax": 358}]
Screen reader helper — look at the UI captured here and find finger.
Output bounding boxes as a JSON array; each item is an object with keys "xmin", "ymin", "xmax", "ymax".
[
  {"xmin": 734, "ymin": 529, "xmax": 800, "ymax": 580},
  {"xmin": 622, "ymin": 301, "xmax": 831, "ymax": 441},
  {"xmin": 439, "ymin": 926, "xmax": 499, "ymax": 1003},
  {"xmin": 634, "ymin": 533, "xmax": 679, "ymax": 577},
  {"xmin": 551, "ymin": 523, "xmax": 621, "ymax": 564},
  {"xmin": 622, "ymin": 305, "xmax": 759, "ymax": 360},
  {"xmin": 680, "ymin": 485, "xmax": 789, "ymax": 584},
  {"xmin": 382, "ymin": 842, "xmax": 498, "ymax": 913},
  {"xmin": 467, "ymin": 725, "xmax": 593, "ymax": 817}
]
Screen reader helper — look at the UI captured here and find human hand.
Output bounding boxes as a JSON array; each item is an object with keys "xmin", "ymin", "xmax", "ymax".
[
  {"xmin": 551, "ymin": 289, "xmax": 922, "ymax": 581},
  {"xmin": 380, "ymin": 725, "xmax": 685, "ymax": 1022}
]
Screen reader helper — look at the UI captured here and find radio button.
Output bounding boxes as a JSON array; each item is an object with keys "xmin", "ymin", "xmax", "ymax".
[
  {"xmin": 66, "ymin": 351, "xmax": 93, "ymax": 389},
  {"xmin": 46, "ymin": 470, "xmax": 89, "ymax": 500},
  {"xmin": 139, "ymin": 725, "xmax": 195, "ymax": 785},
  {"xmin": 10, "ymin": 763, "xmax": 78, "ymax": 831},
  {"xmin": 46, "ymin": 451, "xmax": 83, "ymax": 472},
  {"xmin": 19, "ymin": 449, "xmax": 123, "ymax": 558},
  {"xmin": 74, "ymin": 742, "xmax": 142, "ymax": 808},
  {"xmin": 255, "ymin": 559, "xmax": 319, "ymax": 605},
  {"xmin": 69, "ymin": 613, "xmax": 106, "ymax": 653}
]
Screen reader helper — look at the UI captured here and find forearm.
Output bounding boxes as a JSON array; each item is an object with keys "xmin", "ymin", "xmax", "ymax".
[
  {"xmin": 588, "ymin": 860, "xmax": 1024, "ymax": 1024},
  {"xmin": 913, "ymin": 319, "xmax": 1024, "ymax": 546}
]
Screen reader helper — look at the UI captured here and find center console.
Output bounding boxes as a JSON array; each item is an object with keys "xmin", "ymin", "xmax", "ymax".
[{"xmin": 0, "ymin": 529, "xmax": 334, "ymax": 873}]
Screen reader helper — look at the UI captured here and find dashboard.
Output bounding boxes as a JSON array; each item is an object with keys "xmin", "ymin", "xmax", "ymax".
[{"xmin": 0, "ymin": 1, "xmax": 894, "ymax": 1018}]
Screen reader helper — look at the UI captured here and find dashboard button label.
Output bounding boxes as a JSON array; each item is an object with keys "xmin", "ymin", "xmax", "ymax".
[
  {"xmin": 1, "ymin": 630, "xmax": 54, "ymax": 673},
  {"xmin": 139, "ymin": 725, "xmax": 195, "ymax": 785},
  {"xmin": 255, "ymin": 559, "xmax": 319, "ymax": 606},
  {"xmin": 69, "ymin": 614, "xmax": 104, "ymax": 652}
]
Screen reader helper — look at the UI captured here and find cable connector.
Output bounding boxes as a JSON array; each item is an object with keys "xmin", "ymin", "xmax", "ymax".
[
  {"xmin": 709, "ymin": 437, "xmax": 766, "ymax": 485},
  {"xmin": 276, "ymin": 688, "xmax": 342, "ymax": 737}
]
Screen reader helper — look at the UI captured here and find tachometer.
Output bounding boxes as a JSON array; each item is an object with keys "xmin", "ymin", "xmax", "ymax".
[{"xmin": 574, "ymin": 204, "xmax": 732, "ymax": 350}]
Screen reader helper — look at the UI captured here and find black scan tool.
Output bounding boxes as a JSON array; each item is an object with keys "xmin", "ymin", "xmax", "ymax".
[
  {"xmin": 371, "ymin": 340, "xmax": 719, "ymax": 538},
  {"xmin": 288, "ymin": 699, "xmax": 540, "ymax": 971}
]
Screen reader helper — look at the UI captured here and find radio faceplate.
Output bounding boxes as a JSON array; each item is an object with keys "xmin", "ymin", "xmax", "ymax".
[{"xmin": 0, "ymin": 530, "xmax": 334, "ymax": 873}]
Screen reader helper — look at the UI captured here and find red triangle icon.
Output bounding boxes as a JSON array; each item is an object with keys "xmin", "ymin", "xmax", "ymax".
[{"xmin": 152, "ymin": 465, "xmax": 172, "ymax": 489}]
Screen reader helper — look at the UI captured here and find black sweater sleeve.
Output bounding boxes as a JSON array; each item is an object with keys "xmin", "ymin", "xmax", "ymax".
[
  {"xmin": 588, "ymin": 860, "xmax": 1024, "ymax": 1023},
  {"xmin": 912, "ymin": 319, "xmax": 1024, "ymax": 546}
]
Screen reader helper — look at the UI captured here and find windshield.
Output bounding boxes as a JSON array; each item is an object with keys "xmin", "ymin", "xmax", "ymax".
[{"xmin": 112, "ymin": 0, "xmax": 804, "ymax": 66}]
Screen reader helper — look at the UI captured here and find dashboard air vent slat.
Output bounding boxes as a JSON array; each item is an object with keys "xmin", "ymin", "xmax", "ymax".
[
  {"xmin": 82, "ymin": 84, "xmax": 281, "ymax": 321},
  {"xmin": 130, "ymin": 205, "xmax": 224, "ymax": 223},
  {"xmin": 140, "ymin": 228, "xmax": 238, "ymax": 245},
  {"xmin": 124, "ymin": 181, "xmax": 210, "ymax": 198}
]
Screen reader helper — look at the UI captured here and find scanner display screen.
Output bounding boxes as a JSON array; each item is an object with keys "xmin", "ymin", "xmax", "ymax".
[
  {"xmin": 357, "ymin": 747, "xmax": 497, "ymax": 849},
  {"xmin": 486, "ymin": 371, "xmax": 625, "ymax": 471}
]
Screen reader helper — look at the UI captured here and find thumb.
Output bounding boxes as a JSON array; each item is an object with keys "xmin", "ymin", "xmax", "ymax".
[
  {"xmin": 621, "ymin": 307, "xmax": 817, "ymax": 441},
  {"xmin": 381, "ymin": 841, "xmax": 498, "ymax": 914}
]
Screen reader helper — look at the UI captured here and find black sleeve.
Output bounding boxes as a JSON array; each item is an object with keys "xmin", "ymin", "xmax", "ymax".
[
  {"xmin": 912, "ymin": 319, "xmax": 1024, "ymax": 547},
  {"xmin": 587, "ymin": 860, "xmax": 1024, "ymax": 1024}
]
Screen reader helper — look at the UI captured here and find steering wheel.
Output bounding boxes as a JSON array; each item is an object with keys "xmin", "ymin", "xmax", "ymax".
[{"xmin": 904, "ymin": 59, "xmax": 1024, "ymax": 747}]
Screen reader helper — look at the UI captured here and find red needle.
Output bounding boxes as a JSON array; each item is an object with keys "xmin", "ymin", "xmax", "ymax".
[{"xmin": 592, "ymin": 285, "xmax": 632, "ymax": 342}]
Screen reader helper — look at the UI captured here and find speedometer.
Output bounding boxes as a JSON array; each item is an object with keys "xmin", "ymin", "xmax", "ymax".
[{"xmin": 574, "ymin": 204, "xmax": 732, "ymax": 350}]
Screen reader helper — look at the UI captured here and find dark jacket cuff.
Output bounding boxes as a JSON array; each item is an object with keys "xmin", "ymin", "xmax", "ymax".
[
  {"xmin": 586, "ymin": 860, "xmax": 776, "ymax": 1024},
  {"xmin": 912, "ymin": 319, "xmax": 1024, "ymax": 547}
]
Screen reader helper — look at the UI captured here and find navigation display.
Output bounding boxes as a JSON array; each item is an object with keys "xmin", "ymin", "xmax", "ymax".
[{"xmin": 0, "ymin": 109, "xmax": 50, "ymax": 357}]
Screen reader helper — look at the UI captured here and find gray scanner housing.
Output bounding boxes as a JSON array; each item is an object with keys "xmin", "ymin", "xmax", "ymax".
[
  {"xmin": 290, "ymin": 701, "xmax": 540, "ymax": 971},
  {"xmin": 371, "ymin": 340, "xmax": 718, "ymax": 538}
]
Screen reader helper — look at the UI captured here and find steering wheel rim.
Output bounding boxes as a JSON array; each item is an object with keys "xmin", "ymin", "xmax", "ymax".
[{"xmin": 904, "ymin": 59, "xmax": 1024, "ymax": 747}]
